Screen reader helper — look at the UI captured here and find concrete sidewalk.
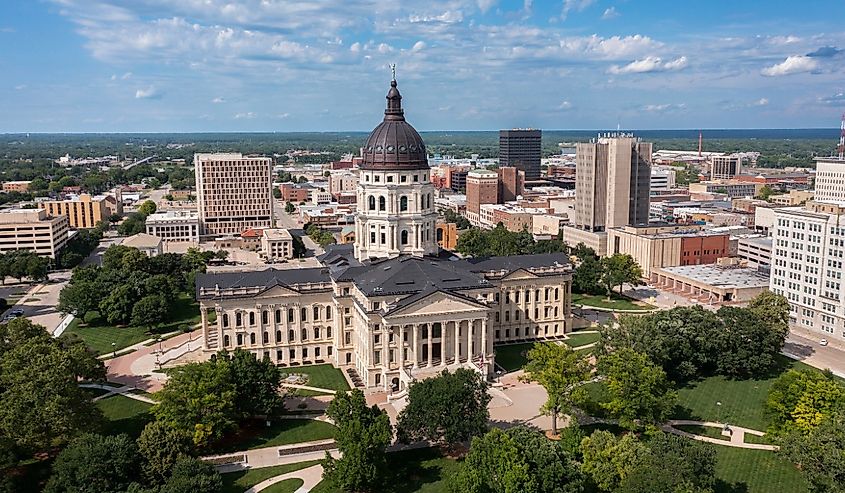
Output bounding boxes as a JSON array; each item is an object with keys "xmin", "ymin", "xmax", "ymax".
[
  {"xmin": 79, "ymin": 383, "xmax": 156, "ymax": 404},
  {"xmin": 246, "ymin": 464, "xmax": 325, "ymax": 493}
]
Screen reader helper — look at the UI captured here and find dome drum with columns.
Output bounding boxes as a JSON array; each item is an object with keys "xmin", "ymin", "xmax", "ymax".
[{"xmin": 355, "ymin": 77, "xmax": 439, "ymax": 261}]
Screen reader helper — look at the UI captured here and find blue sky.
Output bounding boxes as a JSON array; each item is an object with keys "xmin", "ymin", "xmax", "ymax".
[{"xmin": 1, "ymin": 0, "xmax": 844, "ymax": 132}]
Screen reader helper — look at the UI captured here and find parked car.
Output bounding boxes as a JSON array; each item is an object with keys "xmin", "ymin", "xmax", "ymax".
[{"xmin": 820, "ymin": 339, "xmax": 829, "ymax": 346}]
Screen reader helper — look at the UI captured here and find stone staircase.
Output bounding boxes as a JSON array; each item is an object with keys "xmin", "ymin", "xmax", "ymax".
[{"xmin": 206, "ymin": 329, "xmax": 218, "ymax": 350}]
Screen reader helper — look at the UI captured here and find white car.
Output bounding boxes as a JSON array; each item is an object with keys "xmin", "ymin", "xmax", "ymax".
[{"xmin": 820, "ymin": 339, "xmax": 829, "ymax": 346}]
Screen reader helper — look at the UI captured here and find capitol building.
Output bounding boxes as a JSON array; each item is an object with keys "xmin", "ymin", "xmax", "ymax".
[{"xmin": 196, "ymin": 78, "xmax": 574, "ymax": 391}]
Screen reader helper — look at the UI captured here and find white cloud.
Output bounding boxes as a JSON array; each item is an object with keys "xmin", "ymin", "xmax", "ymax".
[
  {"xmin": 477, "ymin": 0, "xmax": 497, "ymax": 13},
  {"xmin": 754, "ymin": 98, "xmax": 769, "ymax": 106},
  {"xmin": 411, "ymin": 40, "xmax": 426, "ymax": 52},
  {"xmin": 558, "ymin": 100, "xmax": 573, "ymax": 110},
  {"xmin": 608, "ymin": 56, "xmax": 687, "ymax": 74},
  {"xmin": 761, "ymin": 55, "xmax": 819, "ymax": 76},
  {"xmin": 211, "ymin": 97, "xmax": 225, "ymax": 103},
  {"xmin": 234, "ymin": 111, "xmax": 256, "ymax": 119},
  {"xmin": 349, "ymin": 42, "xmax": 361, "ymax": 53},
  {"xmin": 601, "ymin": 7, "xmax": 619, "ymax": 20},
  {"xmin": 642, "ymin": 103, "xmax": 685, "ymax": 112},
  {"xmin": 818, "ymin": 92, "xmax": 845, "ymax": 106},
  {"xmin": 135, "ymin": 86, "xmax": 161, "ymax": 99},
  {"xmin": 14, "ymin": 85, "xmax": 26, "ymax": 90},
  {"xmin": 275, "ymin": 112, "xmax": 291, "ymax": 119},
  {"xmin": 562, "ymin": 0, "xmax": 596, "ymax": 20}
]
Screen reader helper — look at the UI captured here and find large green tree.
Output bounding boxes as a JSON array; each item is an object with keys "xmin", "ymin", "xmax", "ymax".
[
  {"xmin": 137, "ymin": 421, "xmax": 193, "ymax": 485},
  {"xmin": 599, "ymin": 254, "xmax": 643, "ymax": 298},
  {"xmin": 520, "ymin": 342, "xmax": 590, "ymax": 434},
  {"xmin": 43, "ymin": 433, "xmax": 140, "ymax": 493},
  {"xmin": 780, "ymin": 412, "xmax": 845, "ymax": 493},
  {"xmin": 617, "ymin": 432, "xmax": 717, "ymax": 493},
  {"xmin": 221, "ymin": 349, "xmax": 283, "ymax": 418},
  {"xmin": 397, "ymin": 368, "xmax": 491, "ymax": 444},
  {"xmin": 0, "ymin": 319, "xmax": 105, "ymax": 451},
  {"xmin": 159, "ymin": 456, "xmax": 222, "ymax": 493},
  {"xmin": 714, "ymin": 304, "xmax": 788, "ymax": 378},
  {"xmin": 138, "ymin": 200, "xmax": 157, "ymax": 216},
  {"xmin": 580, "ymin": 430, "xmax": 648, "ymax": 492},
  {"xmin": 321, "ymin": 389, "xmax": 392, "ymax": 493},
  {"xmin": 767, "ymin": 369, "xmax": 845, "ymax": 435},
  {"xmin": 597, "ymin": 348, "xmax": 677, "ymax": 430}
]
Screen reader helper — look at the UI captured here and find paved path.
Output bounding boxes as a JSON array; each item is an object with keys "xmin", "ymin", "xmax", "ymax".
[
  {"xmin": 210, "ymin": 446, "xmax": 340, "ymax": 473},
  {"xmin": 663, "ymin": 420, "xmax": 778, "ymax": 451},
  {"xmin": 105, "ymin": 328, "xmax": 204, "ymax": 391},
  {"xmin": 246, "ymin": 464, "xmax": 324, "ymax": 493},
  {"xmin": 79, "ymin": 383, "xmax": 157, "ymax": 404},
  {"xmin": 282, "ymin": 383, "xmax": 337, "ymax": 394}
]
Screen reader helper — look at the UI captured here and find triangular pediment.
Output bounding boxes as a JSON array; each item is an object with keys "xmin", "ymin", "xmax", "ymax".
[
  {"xmin": 501, "ymin": 268, "xmax": 539, "ymax": 280},
  {"xmin": 255, "ymin": 283, "xmax": 301, "ymax": 298},
  {"xmin": 386, "ymin": 290, "xmax": 488, "ymax": 318}
]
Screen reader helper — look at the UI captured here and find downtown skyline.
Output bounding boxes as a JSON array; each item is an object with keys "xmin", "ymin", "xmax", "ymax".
[{"xmin": 2, "ymin": 0, "xmax": 845, "ymax": 133}]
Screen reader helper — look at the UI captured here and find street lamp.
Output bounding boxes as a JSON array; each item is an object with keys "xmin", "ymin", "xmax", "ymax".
[
  {"xmin": 157, "ymin": 336, "xmax": 163, "ymax": 354},
  {"xmin": 716, "ymin": 401, "xmax": 722, "ymax": 424},
  {"xmin": 111, "ymin": 342, "xmax": 116, "ymax": 358}
]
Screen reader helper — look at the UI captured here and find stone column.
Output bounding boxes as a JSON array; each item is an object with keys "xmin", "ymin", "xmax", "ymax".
[
  {"xmin": 481, "ymin": 318, "xmax": 488, "ymax": 361},
  {"xmin": 426, "ymin": 324, "xmax": 433, "ymax": 368},
  {"xmin": 454, "ymin": 321, "xmax": 460, "ymax": 362},
  {"xmin": 439, "ymin": 323, "xmax": 446, "ymax": 366},
  {"xmin": 467, "ymin": 319, "xmax": 473, "ymax": 362},
  {"xmin": 200, "ymin": 307, "xmax": 208, "ymax": 349},
  {"xmin": 412, "ymin": 324, "xmax": 419, "ymax": 368},
  {"xmin": 399, "ymin": 325, "xmax": 405, "ymax": 369}
]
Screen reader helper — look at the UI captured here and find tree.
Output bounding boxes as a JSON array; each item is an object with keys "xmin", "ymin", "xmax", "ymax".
[
  {"xmin": 714, "ymin": 305, "xmax": 787, "ymax": 378},
  {"xmin": 284, "ymin": 201, "xmax": 296, "ymax": 214},
  {"xmin": 451, "ymin": 426, "xmax": 584, "ymax": 493},
  {"xmin": 599, "ymin": 254, "xmax": 643, "ymax": 298},
  {"xmin": 580, "ymin": 430, "xmax": 648, "ymax": 492},
  {"xmin": 520, "ymin": 342, "xmax": 590, "ymax": 435},
  {"xmin": 757, "ymin": 185, "xmax": 776, "ymax": 201},
  {"xmin": 0, "ymin": 319, "xmax": 105, "ymax": 451},
  {"xmin": 221, "ymin": 349, "xmax": 283, "ymax": 418},
  {"xmin": 780, "ymin": 411, "xmax": 845, "ymax": 493},
  {"xmin": 272, "ymin": 187, "xmax": 281, "ymax": 199},
  {"xmin": 766, "ymin": 369, "xmax": 845, "ymax": 435},
  {"xmin": 131, "ymin": 295, "xmax": 170, "ymax": 330},
  {"xmin": 44, "ymin": 433, "xmax": 140, "ymax": 493},
  {"xmin": 138, "ymin": 200, "xmax": 157, "ymax": 216},
  {"xmin": 160, "ymin": 456, "xmax": 222, "ymax": 493},
  {"xmin": 455, "ymin": 227, "xmax": 489, "ymax": 257},
  {"xmin": 747, "ymin": 290, "xmax": 790, "ymax": 339},
  {"xmin": 617, "ymin": 432, "xmax": 717, "ymax": 493},
  {"xmin": 25, "ymin": 255, "xmax": 49, "ymax": 282},
  {"xmin": 597, "ymin": 348, "xmax": 677, "ymax": 430},
  {"xmin": 118, "ymin": 212, "xmax": 147, "ymax": 236},
  {"xmin": 154, "ymin": 361, "xmax": 238, "ymax": 447},
  {"xmin": 321, "ymin": 389, "xmax": 392, "ymax": 493},
  {"xmin": 397, "ymin": 368, "xmax": 491, "ymax": 445},
  {"xmin": 297, "ymin": 175, "xmax": 308, "ymax": 183},
  {"xmin": 58, "ymin": 279, "xmax": 104, "ymax": 317},
  {"xmin": 573, "ymin": 252, "xmax": 603, "ymax": 295},
  {"xmin": 137, "ymin": 421, "xmax": 193, "ymax": 485},
  {"xmin": 99, "ymin": 284, "xmax": 137, "ymax": 325}
]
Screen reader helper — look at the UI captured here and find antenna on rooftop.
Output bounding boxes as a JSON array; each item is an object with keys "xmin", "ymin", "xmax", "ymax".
[
  {"xmin": 698, "ymin": 130, "xmax": 703, "ymax": 157},
  {"xmin": 839, "ymin": 113, "xmax": 845, "ymax": 160}
]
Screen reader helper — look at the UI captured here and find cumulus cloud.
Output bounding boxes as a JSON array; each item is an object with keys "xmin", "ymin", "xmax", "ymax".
[
  {"xmin": 211, "ymin": 97, "xmax": 225, "ymax": 103},
  {"xmin": 234, "ymin": 111, "xmax": 256, "ymax": 119},
  {"xmin": 558, "ymin": 100, "xmax": 573, "ymax": 110},
  {"xmin": 818, "ymin": 92, "xmax": 845, "ymax": 106},
  {"xmin": 562, "ymin": 0, "xmax": 596, "ymax": 20},
  {"xmin": 608, "ymin": 56, "xmax": 687, "ymax": 74},
  {"xmin": 135, "ymin": 86, "xmax": 161, "ymax": 99},
  {"xmin": 753, "ymin": 98, "xmax": 769, "ymax": 106},
  {"xmin": 642, "ymin": 103, "xmax": 686, "ymax": 112},
  {"xmin": 111, "ymin": 72, "xmax": 132, "ymax": 80},
  {"xmin": 14, "ymin": 85, "xmax": 26, "ymax": 90},
  {"xmin": 761, "ymin": 55, "xmax": 819, "ymax": 76},
  {"xmin": 477, "ymin": 0, "xmax": 498, "ymax": 13},
  {"xmin": 806, "ymin": 46, "xmax": 843, "ymax": 58},
  {"xmin": 411, "ymin": 40, "xmax": 426, "ymax": 52},
  {"xmin": 601, "ymin": 7, "xmax": 619, "ymax": 20}
]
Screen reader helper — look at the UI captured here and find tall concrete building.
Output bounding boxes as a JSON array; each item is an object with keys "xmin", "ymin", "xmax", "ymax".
[
  {"xmin": 563, "ymin": 134, "xmax": 652, "ymax": 254},
  {"xmin": 194, "ymin": 153, "xmax": 273, "ymax": 236},
  {"xmin": 465, "ymin": 169, "xmax": 499, "ymax": 226},
  {"xmin": 813, "ymin": 156, "xmax": 845, "ymax": 203},
  {"xmin": 40, "ymin": 193, "xmax": 118, "ymax": 229},
  {"xmin": 497, "ymin": 166, "xmax": 525, "ymax": 202},
  {"xmin": 499, "ymin": 129, "xmax": 541, "ymax": 180},
  {"xmin": 0, "ymin": 209, "xmax": 69, "ymax": 258},
  {"xmin": 709, "ymin": 154, "xmax": 744, "ymax": 180}
]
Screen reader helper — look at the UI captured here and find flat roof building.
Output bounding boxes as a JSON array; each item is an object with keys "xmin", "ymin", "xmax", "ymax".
[
  {"xmin": 40, "ymin": 193, "xmax": 114, "ymax": 229},
  {"xmin": 0, "ymin": 209, "xmax": 69, "ymax": 258},
  {"xmin": 261, "ymin": 228, "xmax": 294, "ymax": 261},
  {"xmin": 651, "ymin": 262, "xmax": 769, "ymax": 304},
  {"xmin": 195, "ymin": 153, "xmax": 273, "ymax": 237},
  {"xmin": 499, "ymin": 129, "xmax": 541, "ymax": 180},
  {"xmin": 145, "ymin": 210, "xmax": 200, "ymax": 243}
]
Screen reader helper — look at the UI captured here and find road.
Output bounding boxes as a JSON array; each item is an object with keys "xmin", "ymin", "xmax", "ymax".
[
  {"xmin": 273, "ymin": 199, "xmax": 300, "ymax": 229},
  {"xmin": 784, "ymin": 330, "xmax": 845, "ymax": 378},
  {"xmin": 3, "ymin": 271, "xmax": 71, "ymax": 335}
]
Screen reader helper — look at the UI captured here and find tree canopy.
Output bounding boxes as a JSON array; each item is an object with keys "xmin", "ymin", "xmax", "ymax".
[
  {"xmin": 599, "ymin": 254, "xmax": 643, "ymax": 297},
  {"xmin": 455, "ymin": 224, "xmax": 567, "ymax": 257},
  {"xmin": 780, "ymin": 411, "xmax": 845, "ymax": 493},
  {"xmin": 766, "ymin": 368, "xmax": 845, "ymax": 436},
  {"xmin": 43, "ymin": 433, "xmax": 140, "ymax": 493}
]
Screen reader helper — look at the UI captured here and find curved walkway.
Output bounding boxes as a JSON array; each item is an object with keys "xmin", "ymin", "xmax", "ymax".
[
  {"xmin": 80, "ymin": 383, "xmax": 156, "ymax": 404},
  {"xmin": 663, "ymin": 419, "xmax": 778, "ymax": 451},
  {"xmin": 246, "ymin": 464, "xmax": 324, "ymax": 493}
]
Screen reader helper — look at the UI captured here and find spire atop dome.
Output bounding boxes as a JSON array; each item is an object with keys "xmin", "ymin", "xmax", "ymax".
[
  {"xmin": 361, "ymin": 72, "xmax": 427, "ymax": 171},
  {"xmin": 385, "ymin": 64, "xmax": 404, "ymax": 121}
]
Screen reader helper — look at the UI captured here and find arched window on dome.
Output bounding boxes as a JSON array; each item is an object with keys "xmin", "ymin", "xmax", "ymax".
[
  {"xmin": 427, "ymin": 193, "xmax": 432, "ymax": 209},
  {"xmin": 400, "ymin": 196, "xmax": 408, "ymax": 211},
  {"xmin": 368, "ymin": 196, "xmax": 375, "ymax": 211},
  {"xmin": 401, "ymin": 230, "xmax": 409, "ymax": 245},
  {"xmin": 379, "ymin": 196, "xmax": 386, "ymax": 211}
]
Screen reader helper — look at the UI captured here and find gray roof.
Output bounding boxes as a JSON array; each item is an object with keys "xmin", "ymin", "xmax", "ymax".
[
  {"xmin": 336, "ymin": 256, "xmax": 485, "ymax": 296},
  {"xmin": 457, "ymin": 252, "xmax": 570, "ymax": 273},
  {"xmin": 195, "ymin": 267, "xmax": 331, "ymax": 296}
]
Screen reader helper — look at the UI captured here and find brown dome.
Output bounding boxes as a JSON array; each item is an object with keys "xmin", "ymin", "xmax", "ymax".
[{"xmin": 361, "ymin": 80, "xmax": 428, "ymax": 171}]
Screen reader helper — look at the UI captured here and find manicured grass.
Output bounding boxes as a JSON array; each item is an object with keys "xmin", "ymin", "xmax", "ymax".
[
  {"xmin": 563, "ymin": 332, "xmax": 599, "ymax": 348},
  {"xmin": 743, "ymin": 432, "xmax": 773, "ymax": 445},
  {"xmin": 82, "ymin": 386, "xmax": 112, "ymax": 398},
  {"xmin": 572, "ymin": 292, "xmax": 655, "ymax": 311},
  {"xmin": 312, "ymin": 447, "xmax": 460, "ymax": 493},
  {"xmin": 674, "ymin": 424, "xmax": 730, "ymax": 441},
  {"xmin": 215, "ymin": 418, "xmax": 336, "ymax": 453},
  {"xmin": 494, "ymin": 342, "xmax": 535, "ymax": 372},
  {"xmin": 290, "ymin": 388, "xmax": 333, "ymax": 397},
  {"xmin": 221, "ymin": 460, "xmax": 319, "ymax": 493},
  {"xmin": 96, "ymin": 395, "xmax": 153, "ymax": 438},
  {"xmin": 713, "ymin": 447, "xmax": 808, "ymax": 493},
  {"xmin": 63, "ymin": 293, "xmax": 200, "ymax": 355},
  {"xmin": 280, "ymin": 364, "xmax": 350, "ymax": 391},
  {"xmin": 262, "ymin": 479, "xmax": 304, "ymax": 493}
]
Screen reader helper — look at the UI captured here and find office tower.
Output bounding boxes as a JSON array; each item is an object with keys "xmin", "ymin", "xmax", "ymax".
[
  {"xmin": 194, "ymin": 153, "xmax": 273, "ymax": 236},
  {"xmin": 465, "ymin": 169, "xmax": 499, "ymax": 226},
  {"xmin": 499, "ymin": 129, "xmax": 541, "ymax": 180},
  {"xmin": 813, "ymin": 156, "xmax": 845, "ymax": 203},
  {"xmin": 573, "ymin": 134, "xmax": 652, "ymax": 232},
  {"xmin": 40, "ymin": 193, "xmax": 118, "ymax": 229},
  {"xmin": 0, "ymin": 209, "xmax": 69, "ymax": 258},
  {"xmin": 709, "ymin": 154, "xmax": 744, "ymax": 180},
  {"xmin": 497, "ymin": 166, "xmax": 525, "ymax": 202}
]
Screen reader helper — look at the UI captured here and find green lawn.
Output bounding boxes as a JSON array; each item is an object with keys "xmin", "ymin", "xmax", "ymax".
[
  {"xmin": 221, "ymin": 460, "xmax": 319, "ymax": 493},
  {"xmin": 215, "ymin": 418, "xmax": 336, "ymax": 453},
  {"xmin": 572, "ymin": 292, "xmax": 655, "ymax": 311},
  {"xmin": 674, "ymin": 424, "xmax": 730, "ymax": 441},
  {"xmin": 494, "ymin": 342, "xmax": 535, "ymax": 372},
  {"xmin": 713, "ymin": 447, "xmax": 808, "ymax": 493},
  {"xmin": 63, "ymin": 293, "xmax": 200, "ymax": 355},
  {"xmin": 262, "ymin": 479, "xmax": 304, "ymax": 493},
  {"xmin": 280, "ymin": 364, "xmax": 350, "ymax": 391},
  {"xmin": 563, "ymin": 332, "xmax": 599, "ymax": 348},
  {"xmin": 96, "ymin": 395, "xmax": 153, "ymax": 438},
  {"xmin": 312, "ymin": 447, "xmax": 460, "ymax": 493}
]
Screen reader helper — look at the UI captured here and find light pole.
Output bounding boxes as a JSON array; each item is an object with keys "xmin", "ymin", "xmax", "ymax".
[
  {"xmin": 716, "ymin": 401, "xmax": 722, "ymax": 424},
  {"xmin": 157, "ymin": 336, "xmax": 162, "ymax": 354},
  {"xmin": 111, "ymin": 342, "xmax": 116, "ymax": 358}
]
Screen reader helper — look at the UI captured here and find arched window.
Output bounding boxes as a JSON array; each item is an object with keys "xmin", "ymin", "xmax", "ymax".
[
  {"xmin": 235, "ymin": 312, "xmax": 242, "ymax": 327},
  {"xmin": 275, "ymin": 309, "xmax": 281, "ymax": 324},
  {"xmin": 276, "ymin": 330, "xmax": 282, "ymax": 342},
  {"xmin": 301, "ymin": 328, "xmax": 308, "ymax": 340},
  {"xmin": 223, "ymin": 335, "xmax": 230, "ymax": 346},
  {"xmin": 401, "ymin": 230, "xmax": 409, "ymax": 245},
  {"xmin": 262, "ymin": 331, "xmax": 269, "ymax": 344},
  {"xmin": 325, "ymin": 306, "xmax": 332, "ymax": 320},
  {"xmin": 400, "ymin": 196, "xmax": 408, "ymax": 211},
  {"xmin": 288, "ymin": 330, "xmax": 295, "ymax": 342},
  {"xmin": 313, "ymin": 305, "xmax": 320, "ymax": 320},
  {"xmin": 250, "ymin": 333, "xmax": 256, "ymax": 344},
  {"xmin": 236, "ymin": 333, "xmax": 243, "ymax": 345},
  {"xmin": 368, "ymin": 195, "xmax": 376, "ymax": 210},
  {"xmin": 314, "ymin": 327, "xmax": 320, "ymax": 339},
  {"xmin": 288, "ymin": 308, "xmax": 294, "ymax": 323},
  {"xmin": 223, "ymin": 313, "xmax": 229, "ymax": 327},
  {"xmin": 326, "ymin": 327, "xmax": 332, "ymax": 338},
  {"xmin": 301, "ymin": 307, "xmax": 307, "ymax": 321},
  {"xmin": 249, "ymin": 312, "xmax": 255, "ymax": 326},
  {"xmin": 262, "ymin": 311, "xmax": 268, "ymax": 325},
  {"xmin": 379, "ymin": 196, "xmax": 386, "ymax": 211}
]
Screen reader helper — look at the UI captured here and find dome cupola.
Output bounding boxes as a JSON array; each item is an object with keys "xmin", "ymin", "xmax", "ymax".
[{"xmin": 361, "ymin": 77, "xmax": 428, "ymax": 171}]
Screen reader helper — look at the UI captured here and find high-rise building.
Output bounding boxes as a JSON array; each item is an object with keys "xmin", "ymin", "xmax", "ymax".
[
  {"xmin": 0, "ymin": 209, "xmax": 69, "ymax": 258},
  {"xmin": 709, "ymin": 154, "xmax": 745, "ymax": 180},
  {"xmin": 497, "ymin": 166, "xmax": 525, "ymax": 202},
  {"xmin": 353, "ymin": 78, "xmax": 439, "ymax": 260},
  {"xmin": 40, "ymin": 193, "xmax": 119, "ymax": 229},
  {"xmin": 573, "ymin": 135, "xmax": 652, "ymax": 232},
  {"xmin": 194, "ymin": 153, "xmax": 273, "ymax": 236},
  {"xmin": 465, "ymin": 169, "xmax": 499, "ymax": 226},
  {"xmin": 812, "ymin": 156, "xmax": 845, "ymax": 203},
  {"xmin": 499, "ymin": 129, "xmax": 541, "ymax": 180}
]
